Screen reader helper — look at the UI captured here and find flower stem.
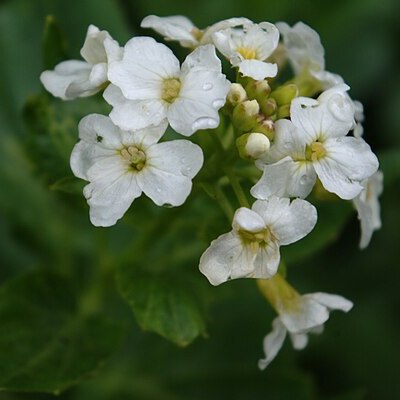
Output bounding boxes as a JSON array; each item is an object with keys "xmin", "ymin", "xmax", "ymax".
[
  {"xmin": 213, "ymin": 183, "xmax": 235, "ymax": 220},
  {"xmin": 224, "ymin": 168, "xmax": 250, "ymax": 208}
]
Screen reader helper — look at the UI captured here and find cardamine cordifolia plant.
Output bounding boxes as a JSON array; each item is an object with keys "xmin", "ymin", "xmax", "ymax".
[{"xmin": 40, "ymin": 16, "xmax": 382, "ymax": 368}]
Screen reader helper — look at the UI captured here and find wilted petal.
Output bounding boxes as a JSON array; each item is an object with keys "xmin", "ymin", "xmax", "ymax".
[
  {"xmin": 258, "ymin": 318, "xmax": 287, "ymax": 369},
  {"xmin": 141, "ymin": 15, "xmax": 198, "ymax": 48},
  {"xmin": 40, "ymin": 60, "xmax": 94, "ymax": 100},
  {"xmin": 289, "ymin": 332, "xmax": 309, "ymax": 350},
  {"xmin": 280, "ymin": 296, "xmax": 329, "ymax": 334},
  {"xmin": 353, "ymin": 171, "xmax": 383, "ymax": 249},
  {"xmin": 307, "ymin": 292, "xmax": 353, "ymax": 312}
]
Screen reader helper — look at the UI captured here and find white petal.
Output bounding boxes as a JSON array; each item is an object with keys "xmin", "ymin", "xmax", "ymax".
[
  {"xmin": 167, "ymin": 53, "xmax": 229, "ymax": 136},
  {"xmin": 141, "ymin": 15, "xmax": 198, "ymax": 48},
  {"xmin": 276, "ymin": 21, "xmax": 325, "ymax": 75},
  {"xmin": 241, "ymin": 23, "xmax": 279, "ymax": 60},
  {"xmin": 199, "ymin": 232, "xmax": 255, "ymax": 286},
  {"xmin": 40, "ymin": 60, "xmax": 95, "ymax": 100},
  {"xmin": 70, "ymin": 141, "xmax": 116, "ymax": 181},
  {"xmin": 258, "ymin": 318, "xmax": 287, "ymax": 369},
  {"xmin": 280, "ymin": 296, "xmax": 329, "ymax": 334},
  {"xmin": 238, "ymin": 60, "xmax": 277, "ymax": 80},
  {"xmin": 212, "ymin": 30, "xmax": 236, "ymax": 60},
  {"xmin": 137, "ymin": 165, "xmax": 193, "ymax": 207},
  {"xmin": 307, "ymin": 292, "xmax": 353, "ymax": 313},
  {"xmin": 84, "ymin": 172, "xmax": 141, "ymax": 227},
  {"xmin": 78, "ymin": 114, "xmax": 123, "ymax": 149},
  {"xmin": 232, "ymin": 207, "xmax": 265, "ymax": 232},
  {"xmin": 181, "ymin": 44, "xmax": 222, "ymax": 73},
  {"xmin": 311, "ymin": 69, "xmax": 344, "ymax": 89},
  {"xmin": 121, "ymin": 120, "xmax": 169, "ymax": 148},
  {"xmin": 80, "ymin": 25, "xmax": 109, "ymax": 64},
  {"xmin": 314, "ymin": 137, "xmax": 379, "ymax": 200},
  {"xmin": 108, "ymin": 37, "xmax": 180, "ymax": 100},
  {"xmin": 353, "ymin": 171, "xmax": 383, "ymax": 249},
  {"xmin": 252, "ymin": 240, "xmax": 281, "ymax": 278},
  {"xmin": 289, "ymin": 332, "xmax": 309, "ymax": 350},
  {"xmin": 104, "ymin": 84, "xmax": 166, "ymax": 131},
  {"xmin": 259, "ymin": 119, "xmax": 306, "ymax": 164},
  {"xmin": 201, "ymin": 17, "xmax": 252, "ymax": 44},
  {"xmin": 146, "ymin": 140, "xmax": 203, "ymax": 179},
  {"xmin": 252, "ymin": 197, "xmax": 317, "ymax": 246},
  {"xmin": 252, "ymin": 157, "xmax": 316, "ymax": 199}
]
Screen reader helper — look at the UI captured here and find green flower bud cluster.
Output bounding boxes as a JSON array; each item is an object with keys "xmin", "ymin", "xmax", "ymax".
[{"xmin": 225, "ymin": 79, "xmax": 298, "ymax": 160}]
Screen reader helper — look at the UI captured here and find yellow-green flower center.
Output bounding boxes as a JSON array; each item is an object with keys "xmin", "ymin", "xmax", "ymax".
[
  {"xmin": 238, "ymin": 228, "xmax": 272, "ymax": 252},
  {"xmin": 120, "ymin": 146, "xmax": 146, "ymax": 171},
  {"xmin": 161, "ymin": 78, "xmax": 181, "ymax": 104},
  {"xmin": 305, "ymin": 141, "xmax": 326, "ymax": 162},
  {"xmin": 236, "ymin": 46, "xmax": 257, "ymax": 60}
]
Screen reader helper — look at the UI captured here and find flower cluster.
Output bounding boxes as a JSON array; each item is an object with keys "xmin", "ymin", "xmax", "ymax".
[{"xmin": 41, "ymin": 16, "xmax": 382, "ymax": 367}]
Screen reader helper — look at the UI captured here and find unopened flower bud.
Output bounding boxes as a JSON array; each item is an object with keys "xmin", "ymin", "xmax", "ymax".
[
  {"xmin": 245, "ymin": 80, "xmax": 271, "ymax": 102},
  {"xmin": 245, "ymin": 132, "xmax": 271, "ymax": 158},
  {"xmin": 270, "ymin": 83, "xmax": 298, "ymax": 106},
  {"xmin": 259, "ymin": 97, "xmax": 277, "ymax": 117},
  {"xmin": 227, "ymin": 83, "xmax": 247, "ymax": 107},
  {"xmin": 232, "ymin": 99, "xmax": 260, "ymax": 131},
  {"xmin": 277, "ymin": 104, "xmax": 290, "ymax": 119},
  {"xmin": 236, "ymin": 132, "xmax": 270, "ymax": 160},
  {"xmin": 252, "ymin": 118, "xmax": 275, "ymax": 140}
]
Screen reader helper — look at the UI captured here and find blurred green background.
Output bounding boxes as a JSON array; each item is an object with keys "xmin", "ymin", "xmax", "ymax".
[{"xmin": 0, "ymin": 0, "xmax": 399, "ymax": 399}]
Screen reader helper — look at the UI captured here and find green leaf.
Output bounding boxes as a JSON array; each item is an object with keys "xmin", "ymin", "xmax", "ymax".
[
  {"xmin": 282, "ymin": 199, "xmax": 353, "ymax": 265},
  {"xmin": 0, "ymin": 268, "xmax": 124, "ymax": 395},
  {"xmin": 117, "ymin": 267, "xmax": 206, "ymax": 347},
  {"xmin": 42, "ymin": 15, "xmax": 69, "ymax": 70}
]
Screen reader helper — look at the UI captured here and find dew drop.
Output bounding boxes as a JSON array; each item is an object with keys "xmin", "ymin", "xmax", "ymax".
[
  {"xmin": 202, "ymin": 82, "xmax": 213, "ymax": 91},
  {"xmin": 191, "ymin": 117, "xmax": 218, "ymax": 132},
  {"xmin": 212, "ymin": 98, "xmax": 225, "ymax": 109},
  {"xmin": 156, "ymin": 187, "xmax": 161, "ymax": 193},
  {"xmin": 181, "ymin": 157, "xmax": 186, "ymax": 163},
  {"xmin": 299, "ymin": 175, "xmax": 308, "ymax": 185}
]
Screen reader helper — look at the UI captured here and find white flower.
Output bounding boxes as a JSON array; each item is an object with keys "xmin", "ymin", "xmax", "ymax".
[
  {"xmin": 276, "ymin": 21, "xmax": 342, "ymax": 89},
  {"xmin": 199, "ymin": 196, "xmax": 317, "ymax": 286},
  {"xmin": 105, "ymin": 38, "xmax": 230, "ymax": 136},
  {"xmin": 212, "ymin": 22, "xmax": 280, "ymax": 80},
  {"xmin": 70, "ymin": 114, "xmax": 203, "ymax": 227},
  {"xmin": 259, "ymin": 290, "xmax": 353, "ymax": 369},
  {"xmin": 141, "ymin": 15, "xmax": 251, "ymax": 49},
  {"xmin": 40, "ymin": 25, "xmax": 122, "ymax": 100},
  {"xmin": 353, "ymin": 171, "xmax": 383, "ymax": 249},
  {"xmin": 252, "ymin": 85, "xmax": 379, "ymax": 201}
]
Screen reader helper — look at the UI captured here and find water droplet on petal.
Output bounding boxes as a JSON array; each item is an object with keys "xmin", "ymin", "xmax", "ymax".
[
  {"xmin": 300, "ymin": 175, "xmax": 308, "ymax": 185},
  {"xmin": 181, "ymin": 157, "xmax": 186, "ymax": 163},
  {"xmin": 191, "ymin": 117, "xmax": 218, "ymax": 132},
  {"xmin": 202, "ymin": 82, "xmax": 213, "ymax": 91},
  {"xmin": 156, "ymin": 187, "xmax": 161, "ymax": 193},
  {"xmin": 212, "ymin": 98, "xmax": 225, "ymax": 109},
  {"xmin": 328, "ymin": 94, "xmax": 353, "ymax": 122}
]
